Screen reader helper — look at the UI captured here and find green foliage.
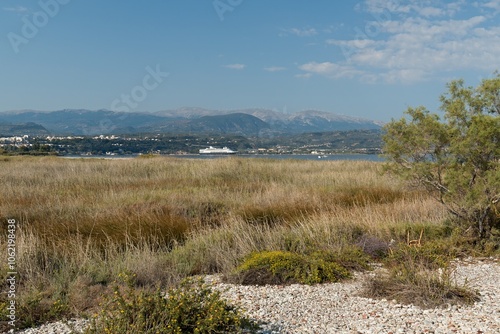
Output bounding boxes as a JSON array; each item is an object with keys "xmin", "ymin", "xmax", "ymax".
[
  {"xmin": 231, "ymin": 250, "xmax": 352, "ymax": 285},
  {"xmin": 86, "ymin": 275, "xmax": 256, "ymax": 334},
  {"xmin": 383, "ymin": 73, "xmax": 500, "ymax": 238},
  {"xmin": 386, "ymin": 243, "xmax": 450, "ymax": 273}
]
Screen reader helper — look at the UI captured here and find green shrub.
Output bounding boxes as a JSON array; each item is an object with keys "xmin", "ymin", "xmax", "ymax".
[
  {"xmin": 316, "ymin": 247, "xmax": 372, "ymax": 272},
  {"xmin": 86, "ymin": 275, "xmax": 257, "ymax": 334},
  {"xmin": 229, "ymin": 250, "xmax": 352, "ymax": 285},
  {"xmin": 386, "ymin": 242, "xmax": 450, "ymax": 272},
  {"xmin": 383, "ymin": 74, "xmax": 500, "ymax": 239}
]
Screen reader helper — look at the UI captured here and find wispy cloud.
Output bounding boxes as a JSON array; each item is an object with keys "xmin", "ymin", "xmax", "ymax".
[
  {"xmin": 223, "ymin": 64, "xmax": 246, "ymax": 70},
  {"xmin": 359, "ymin": 0, "xmax": 464, "ymax": 17},
  {"xmin": 298, "ymin": 62, "xmax": 362, "ymax": 79},
  {"xmin": 295, "ymin": 73, "xmax": 312, "ymax": 79},
  {"xmin": 281, "ymin": 27, "xmax": 318, "ymax": 37},
  {"xmin": 264, "ymin": 66, "xmax": 286, "ymax": 72},
  {"xmin": 3, "ymin": 6, "xmax": 28, "ymax": 13},
  {"xmin": 347, "ymin": 15, "xmax": 498, "ymax": 81},
  {"xmin": 483, "ymin": 0, "xmax": 500, "ymax": 11},
  {"xmin": 302, "ymin": 0, "xmax": 500, "ymax": 83}
]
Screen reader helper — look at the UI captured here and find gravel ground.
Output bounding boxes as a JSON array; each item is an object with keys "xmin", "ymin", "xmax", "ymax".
[{"xmin": 10, "ymin": 258, "xmax": 500, "ymax": 334}]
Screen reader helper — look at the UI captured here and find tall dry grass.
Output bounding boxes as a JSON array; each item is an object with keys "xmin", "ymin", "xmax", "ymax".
[{"xmin": 0, "ymin": 156, "xmax": 451, "ymax": 329}]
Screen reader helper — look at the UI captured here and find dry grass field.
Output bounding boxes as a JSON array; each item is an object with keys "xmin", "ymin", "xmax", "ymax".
[{"xmin": 0, "ymin": 155, "xmax": 470, "ymax": 330}]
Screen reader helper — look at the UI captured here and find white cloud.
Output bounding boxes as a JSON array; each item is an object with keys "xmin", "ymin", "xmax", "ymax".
[
  {"xmin": 416, "ymin": 6, "xmax": 444, "ymax": 17},
  {"xmin": 360, "ymin": 0, "xmax": 411, "ymax": 14},
  {"xmin": 379, "ymin": 16, "xmax": 486, "ymax": 36},
  {"xmin": 317, "ymin": 1, "xmax": 500, "ymax": 83},
  {"xmin": 327, "ymin": 39, "xmax": 378, "ymax": 49},
  {"xmin": 293, "ymin": 28, "xmax": 317, "ymax": 37},
  {"xmin": 223, "ymin": 64, "xmax": 246, "ymax": 70},
  {"xmin": 380, "ymin": 69, "xmax": 428, "ymax": 83},
  {"xmin": 361, "ymin": 0, "xmax": 464, "ymax": 17},
  {"xmin": 299, "ymin": 62, "xmax": 337, "ymax": 74},
  {"xmin": 483, "ymin": 0, "xmax": 500, "ymax": 11},
  {"xmin": 298, "ymin": 62, "xmax": 363, "ymax": 79},
  {"xmin": 347, "ymin": 16, "xmax": 497, "ymax": 73},
  {"xmin": 282, "ymin": 28, "xmax": 318, "ymax": 37},
  {"xmin": 264, "ymin": 66, "xmax": 286, "ymax": 72}
]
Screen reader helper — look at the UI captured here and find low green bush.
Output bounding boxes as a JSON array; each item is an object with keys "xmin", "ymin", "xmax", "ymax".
[
  {"xmin": 86, "ymin": 274, "xmax": 257, "ymax": 334},
  {"xmin": 229, "ymin": 250, "xmax": 353, "ymax": 285}
]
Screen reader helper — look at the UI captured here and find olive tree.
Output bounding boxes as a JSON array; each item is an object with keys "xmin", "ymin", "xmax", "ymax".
[{"xmin": 383, "ymin": 74, "xmax": 500, "ymax": 239}]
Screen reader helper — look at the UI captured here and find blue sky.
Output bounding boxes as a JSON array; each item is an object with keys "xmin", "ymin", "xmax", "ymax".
[{"xmin": 1, "ymin": 0, "xmax": 500, "ymax": 121}]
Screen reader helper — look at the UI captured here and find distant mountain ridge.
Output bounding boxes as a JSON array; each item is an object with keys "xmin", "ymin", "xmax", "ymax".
[
  {"xmin": 0, "ymin": 108, "xmax": 382, "ymax": 136},
  {"xmin": 0, "ymin": 122, "xmax": 50, "ymax": 136}
]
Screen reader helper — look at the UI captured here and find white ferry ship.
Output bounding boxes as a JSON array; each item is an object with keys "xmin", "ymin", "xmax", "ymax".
[{"xmin": 199, "ymin": 146, "xmax": 237, "ymax": 154}]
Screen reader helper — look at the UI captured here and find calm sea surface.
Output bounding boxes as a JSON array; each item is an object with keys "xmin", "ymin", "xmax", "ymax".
[
  {"xmin": 180, "ymin": 154, "xmax": 384, "ymax": 162},
  {"xmin": 63, "ymin": 154, "xmax": 384, "ymax": 162}
]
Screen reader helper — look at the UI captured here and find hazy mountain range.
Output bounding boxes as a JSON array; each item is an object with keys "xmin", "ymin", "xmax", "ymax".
[{"xmin": 0, "ymin": 108, "xmax": 383, "ymax": 136}]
